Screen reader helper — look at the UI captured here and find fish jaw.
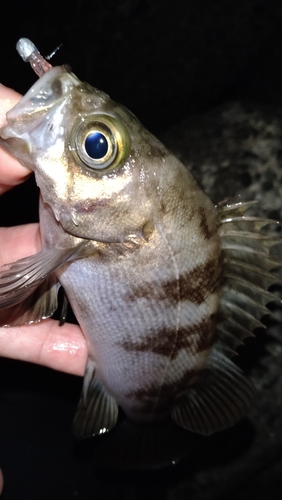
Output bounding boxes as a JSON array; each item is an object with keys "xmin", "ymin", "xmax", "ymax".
[{"xmin": 0, "ymin": 67, "xmax": 81, "ymax": 150}]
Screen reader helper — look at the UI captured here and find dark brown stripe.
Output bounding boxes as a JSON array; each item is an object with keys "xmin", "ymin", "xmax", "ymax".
[
  {"xmin": 118, "ymin": 313, "xmax": 217, "ymax": 360},
  {"xmin": 125, "ymin": 367, "xmax": 199, "ymax": 415},
  {"xmin": 125, "ymin": 258, "xmax": 222, "ymax": 306},
  {"xmin": 198, "ymin": 206, "xmax": 218, "ymax": 240}
]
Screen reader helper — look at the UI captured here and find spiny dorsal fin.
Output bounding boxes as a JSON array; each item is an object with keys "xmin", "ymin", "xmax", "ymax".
[
  {"xmin": 73, "ymin": 358, "xmax": 118, "ymax": 440},
  {"xmin": 220, "ymin": 216, "xmax": 279, "ymax": 233},
  {"xmin": 221, "ymin": 231, "xmax": 279, "ymax": 254},
  {"xmin": 216, "ymin": 200, "xmax": 282, "ymax": 356},
  {"xmin": 217, "ymin": 199, "xmax": 258, "ymax": 218},
  {"xmin": 171, "ymin": 349, "xmax": 255, "ymax": 435}
]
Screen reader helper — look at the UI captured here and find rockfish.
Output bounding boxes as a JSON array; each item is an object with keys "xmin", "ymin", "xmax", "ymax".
[{"xmin": 0, "ymin": 39, "xmax": 281, "ymax": 464}]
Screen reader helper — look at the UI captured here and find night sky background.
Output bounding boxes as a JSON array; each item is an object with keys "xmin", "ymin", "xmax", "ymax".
[{"xmin": 1, "ymin": 1, "xmax": 282, "ymax": 498}]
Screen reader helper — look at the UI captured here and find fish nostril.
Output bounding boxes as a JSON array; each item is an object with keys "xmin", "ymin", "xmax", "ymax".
[{"xmin": 51, "ymin": 79, "xmax": 63, "ymax": 97}]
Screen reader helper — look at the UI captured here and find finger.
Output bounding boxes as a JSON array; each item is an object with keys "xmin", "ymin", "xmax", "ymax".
[
  {"xmin": 0, "ymin": 85, "xmax": 31, "ymax": 195},
  {"xmin": 0, "ymin": 225, "xmax": 87, "ymax": 376},
  {"xmin": 0, "ymin": 84, "xmax": 22, "ymax": 124},
  {"xmin": 0, "ymin": 319, "xmax": 87, "ymax": 376},
  {"xmin": 0, "ymin": 224, "xmax": 41, "ymax": 266}
]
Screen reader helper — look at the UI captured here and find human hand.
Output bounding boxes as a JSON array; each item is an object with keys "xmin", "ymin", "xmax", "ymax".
[{"xmin": 0, "ymin": 84, "xmax": 87, "ymax": 377}]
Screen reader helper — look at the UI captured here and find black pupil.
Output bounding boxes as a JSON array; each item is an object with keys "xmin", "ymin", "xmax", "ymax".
[{"xmin": 85, "ymin": 132, "xmax": 108, "ymax": 160}]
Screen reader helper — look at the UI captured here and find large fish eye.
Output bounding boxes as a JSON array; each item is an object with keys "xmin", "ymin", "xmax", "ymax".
[{"xmin": 72, "ymin": 114, "xmax": 130, "ymax": 170}]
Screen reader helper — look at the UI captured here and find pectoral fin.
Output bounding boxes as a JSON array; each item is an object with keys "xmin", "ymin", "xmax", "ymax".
[
  {"xmin": 0, "ymin": 242, "xmax": 87, "ymax": 326},
  {"xmin": 73, "ymin": 358, "xmax": 118, "ymax": 440},
  {"xmin": 0, "ymin": 273, "xmax": 60, "ymax": 326},
  {"xmin": 0, "ymin": 244, "xmax": 86, "ymax": 308}
]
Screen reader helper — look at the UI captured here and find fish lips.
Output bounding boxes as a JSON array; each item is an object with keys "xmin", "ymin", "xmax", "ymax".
[
  {"xmin": 0, "ymin": 66, "xmax": 81, "ymax": 167},
  {"xmin": 5, "ymin": 66, "xmax": 81, "ymax": 136}
]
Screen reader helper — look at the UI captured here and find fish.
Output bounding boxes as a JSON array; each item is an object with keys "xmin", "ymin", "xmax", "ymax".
[{"xmin": 0, "ymin": 39, "xmax": 281, "ymax": 465}]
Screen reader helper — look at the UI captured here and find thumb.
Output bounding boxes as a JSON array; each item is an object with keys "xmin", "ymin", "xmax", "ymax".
[{"xmin": 0, "ymin": 84, "xmax": 32, "ymax": 194}]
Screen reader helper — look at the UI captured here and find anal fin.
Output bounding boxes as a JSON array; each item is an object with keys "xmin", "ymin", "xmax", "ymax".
[
  {"xmin": 73, "ymin": 358, "xmax": 118, "ymax": 440},
  {"xmin": 171, "ymin": 349, "xmax": 255, "ymax": 435}
]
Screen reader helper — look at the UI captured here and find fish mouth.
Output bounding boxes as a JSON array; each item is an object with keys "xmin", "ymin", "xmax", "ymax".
[{"xmin": 3, "ymin": 66, "xmax": 81, "ymax": 138}]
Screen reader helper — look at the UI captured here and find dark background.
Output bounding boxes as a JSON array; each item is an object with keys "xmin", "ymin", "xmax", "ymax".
[{"xmin": 1, "ymin": 1, "xmax": 282, "ymax": 498}]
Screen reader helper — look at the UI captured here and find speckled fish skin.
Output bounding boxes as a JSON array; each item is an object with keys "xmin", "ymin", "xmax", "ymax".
[{"xmin": 0, "ymin": 66, "xmax": 222, "ymax": 424}]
